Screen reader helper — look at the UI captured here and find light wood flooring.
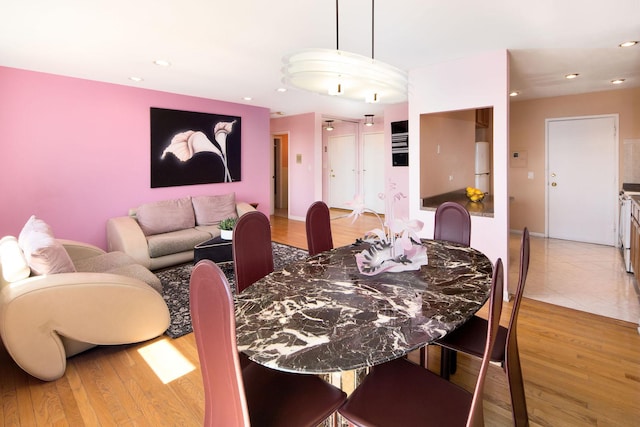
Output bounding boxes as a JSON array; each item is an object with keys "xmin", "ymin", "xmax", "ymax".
[{"xmin": 1, "ymin": 213, "xmax": 639, "ymax": 426}]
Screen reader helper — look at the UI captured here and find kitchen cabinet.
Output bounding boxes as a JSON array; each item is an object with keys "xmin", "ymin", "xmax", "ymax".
[{"xmin": 631, "ymin": 198, "xmax": 640, "ymax": 276}]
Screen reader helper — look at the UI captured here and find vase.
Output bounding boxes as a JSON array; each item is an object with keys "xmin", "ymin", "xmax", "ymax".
[{"xmin": 220, "ymin": 229, "xmax": 233, "ymax": 240}]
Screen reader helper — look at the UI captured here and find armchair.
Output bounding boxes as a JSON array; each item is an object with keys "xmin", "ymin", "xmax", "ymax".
[{"xmin": 0, "ymin": 234, "xmax": 170, "ymax": 381}]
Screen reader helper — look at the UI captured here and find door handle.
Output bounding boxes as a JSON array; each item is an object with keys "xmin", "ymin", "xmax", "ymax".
[{"xmin": 551, "ymin": 182, "xmax": 557, "ymax": 187}]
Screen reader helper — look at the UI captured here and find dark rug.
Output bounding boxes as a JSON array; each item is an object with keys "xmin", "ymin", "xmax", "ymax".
[{"xmin": 156, "ymin": 242, "xmax": 309, "ymax": 338}]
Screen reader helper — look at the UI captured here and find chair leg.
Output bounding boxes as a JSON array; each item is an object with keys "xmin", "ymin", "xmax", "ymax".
[
  {"xmin": 440, "ymin": 348, "xmax": 451, "ymax": 380},
  {"xmin": 505, "ymin": 355, "xmax": 529, "ymax": 427},
  {"xmin": 439, "ymin": 347, "xmax": 458, "ymax": 380}
]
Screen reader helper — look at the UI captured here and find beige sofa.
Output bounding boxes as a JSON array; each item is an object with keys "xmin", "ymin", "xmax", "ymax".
[
  {"xmin": 0, "ymin": 217, "xmax": 170, "ymax": 381},
  {"xmin": 106, "ymin": 193, "xmax": 256, "ymax": 270}
]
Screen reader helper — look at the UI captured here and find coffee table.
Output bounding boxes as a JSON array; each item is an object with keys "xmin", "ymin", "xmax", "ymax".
[{"xmin": 194, "ymin": 236, "xmax": 233, "ymax": 264}]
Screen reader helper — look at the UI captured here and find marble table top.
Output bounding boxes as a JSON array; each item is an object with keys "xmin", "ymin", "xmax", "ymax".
[{"xmin": 235, "ymin": 239, "xmax": 493, "ymax": 374}]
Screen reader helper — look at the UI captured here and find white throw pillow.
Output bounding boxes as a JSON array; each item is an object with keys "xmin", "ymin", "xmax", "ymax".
[{"xmin": 18, "ymin": 216, "xmax": 76, "ymax": 275}]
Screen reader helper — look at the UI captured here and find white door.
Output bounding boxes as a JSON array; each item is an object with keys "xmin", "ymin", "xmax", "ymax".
[
  {"xmin": 328, "ymin": 134, "xmax": 357, "ymax": 209},
  {"xmin": 547, "ymin": 115, "xmax": 618, "ymax": 245},
  {"xmin": 363, "ymin": 133, "xmax": 385, "ymax": 213}
]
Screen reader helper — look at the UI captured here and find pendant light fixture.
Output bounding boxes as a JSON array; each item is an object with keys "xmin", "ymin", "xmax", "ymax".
[
  {"xmin": 282, "ymin": 0, "xmax": 407, "ymax": 104},
  {"xmin": 325, "ymin": 120, "xmax": 335, "ymax": 131},
  {"xmin": 364, "ymin": 114, "xmax": 374, "ymax": 126}
]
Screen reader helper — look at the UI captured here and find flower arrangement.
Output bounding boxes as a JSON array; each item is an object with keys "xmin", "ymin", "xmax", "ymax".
[{"xmin": 347, "ymin": 180, "xmax": 428, "ymax": 275}]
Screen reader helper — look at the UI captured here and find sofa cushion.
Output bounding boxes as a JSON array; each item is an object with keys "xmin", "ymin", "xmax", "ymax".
[
  {"xmin": 73, "ymin": 251, "xmax": 162, "ymax": 294},
  {"xmin": 192, "ymin": 193, "xmax": 238, "ymax": 226},
  {"xmin": 17, "ymin": 216, "xmax": 76, "ymax": 276},
  {"xmin": 136, "ymin": 197, "xmax": 195, "ymax": 236},
  {"xmin": 0, "ymin": 236, "xmax": 31, "ymax": 283},
  {"xmin": 146, "ymin": 228, "xmax": 211, "ymax": 258}
]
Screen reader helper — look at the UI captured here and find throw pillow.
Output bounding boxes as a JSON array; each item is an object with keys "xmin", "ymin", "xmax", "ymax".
[
  {"xmin": 192, "ymin": 193, "xmax": 238, "ymax": 226},
  {"xmin": 136, "ymin": 197, "xmax": 196, "ymax": 236},
  {"xmin": 0, "ymin": 236, "xmax": 31, "ymax": 282},
  {"xmin": 17, "ymin": 216, "xmax": 76, "ymax": 275}
]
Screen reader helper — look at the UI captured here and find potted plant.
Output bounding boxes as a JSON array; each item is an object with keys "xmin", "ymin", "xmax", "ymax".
[{"xmin": 219, "ymin": 217, "xmax": 238, "ymax": 240}]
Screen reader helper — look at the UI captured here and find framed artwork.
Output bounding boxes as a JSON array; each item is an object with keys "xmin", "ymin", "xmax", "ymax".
[{"xmin": 150, "ymin": 107, "xmax": 242, "ymax": 188}]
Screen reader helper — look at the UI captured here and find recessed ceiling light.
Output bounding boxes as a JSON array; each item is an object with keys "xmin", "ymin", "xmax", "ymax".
[
  {"xmin": 242, "ymin": 96, "xmax": 252, "ymax": 101},
  {"xmin": 153, "ymin": 59, "xmax": 171, "ymax": 67},
  {"xmin": 129, "ymin": 76, "xmax": 143, "ymax": 82},
  {"xmin": 509, "ymin": 91, "xmax": 520, "ymax": 97},
  {"xmin": 276, "ymin": 87, "xmax": 287, "ymax": 93},
  {"xmin": 565, "ymin": 73, "xmax": 580, "ymax": 79},
  {"xmin": 619, "ymin": 41, "xmax": 638, "ymax": 48},
  {"xmin": 611, "ymin": 78, "xmax": 626, "ymax": 85}
]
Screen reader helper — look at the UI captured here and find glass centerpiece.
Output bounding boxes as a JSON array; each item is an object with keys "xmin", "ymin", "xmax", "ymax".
[{"xmin": 347, "ymin": 180, "xmax": 427, "ymax": 275}]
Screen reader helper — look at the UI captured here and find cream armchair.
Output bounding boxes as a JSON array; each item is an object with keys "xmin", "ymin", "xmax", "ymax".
[{"xmin": 0, "ymin": 235, "xmax": 170, "ymax": 381}]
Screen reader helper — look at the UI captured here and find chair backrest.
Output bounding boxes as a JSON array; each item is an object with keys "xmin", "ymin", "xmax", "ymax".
[
  {"xmin": 467, "ymin": 258, "xmax": 504, "ymax": 427},
  {"xmin": 507, "ymin": 228, "xmax": 530, "ymax": 346},
  {"xmin": 233, "ymin": 211, "xmax": 274, "ymax": 293},
  {"xmin": 190, "ymin": 260, "xmax": 250, "ymax": 427},
  {"xmin": 305, "ymin": 201, "xmax": 334, "ymax": 256},
  {"xmin": 434, "ymin": 202, "xmax": 471, "ymax": 246}
]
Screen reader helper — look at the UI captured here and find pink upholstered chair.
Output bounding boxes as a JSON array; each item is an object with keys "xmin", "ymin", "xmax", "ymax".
[
  {"xmin": 190, "ymin": 259, "xmax": 347, "ymax": 427},
  {"xmin": 419, "ymin": 201, "xmax": 472, "ymax": 366},
  {"xmin": 232, "ymin": 211, "xmax": 274, "ymax": 294},
  {"xmin": 305, "ymin": 201, "xmax": 334, "ymax": 256},
  {"xmin": 436, "ymin": 228, "xmax": 530, "ymax": 426},
  {"xmin": 434, "ymin": 201, "xmax": 471, "ymax": 246},
  {"xmin": 338, "ymin": 258, "xmax": 504, "ymax": 427}
]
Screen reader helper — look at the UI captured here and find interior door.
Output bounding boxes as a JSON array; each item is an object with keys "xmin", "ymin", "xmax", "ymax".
[
  {"xmin": 547, "ymin": 115, "xmax": 618, "ymax": 245},
  {"xmin": 328, "ymin": 134, "xmax": 357, "ymax": 209},
  {"xmin": 363, "ymin": 133, "xmax": 385, "ymax": 213}
]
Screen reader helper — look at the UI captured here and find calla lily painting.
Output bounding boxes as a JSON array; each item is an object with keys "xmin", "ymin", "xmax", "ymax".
[{"xmin": 150, "ymin": 108, "xmax": 241, "ymax": 188}]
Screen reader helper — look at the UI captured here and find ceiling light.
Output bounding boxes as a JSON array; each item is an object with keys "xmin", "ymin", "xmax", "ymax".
[
  {"xmin": 281, "ymin": 0, "xmax": 407, "ymax": 104},
  {"xmin": 154, "ymin": 59, "xmax": 171, "ymax": 67},
  {"xmin": 565, "ymin": 73, "xmax": 580, "ymax": 79},
  {"xmin": 611, "ymin": 79, "xmax": 626, "ymax": 85},
  {"xmin": 242, "ymin": 96, "xmax": 252, "ymax": 101},
  {"xmin": 619, "ymin": 41, "xmax": 638, "ymax": 48},
  {"xmin": 325, "ymin": 120, "xmax": 334, "ymax": 131},
  {"xmin": 509, "ymin": 91, "xmax": 520, "ymax": 97},
  {"xmin": 276, "ymin": 87, "xmax": 287, "ymax": 93},
  {"xmin": 364, "ymin": 114, "xmax": 374, "ymax": 126},
  {"xmin": 129, "ymin": 76, "xmax": 143, "ymax": 82}
]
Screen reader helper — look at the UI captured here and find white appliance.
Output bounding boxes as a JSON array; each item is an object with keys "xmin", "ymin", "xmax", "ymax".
[
  {"xmin": 474, "ymin": 141, "xmax": 490, "ymax": 193},
  {"xmin": 619, "ymin": 186, "xmax": 640, "ymax": 273}
]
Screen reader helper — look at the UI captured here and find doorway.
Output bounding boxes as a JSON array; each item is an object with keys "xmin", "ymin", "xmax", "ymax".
[
  {"xmin": 363, "ymin": 132, "xmax": 385, "ymax": 213},
  {"xmin": 546, "ymin": 115, "xmax": 618, "ymax": 245},
  {"xmin": 328, "ymin": 134, "xmax": 357, "ymax": 209},
  {"xmin": 272, "ymin": 134, "xmax": 289, "ymax": 217}
]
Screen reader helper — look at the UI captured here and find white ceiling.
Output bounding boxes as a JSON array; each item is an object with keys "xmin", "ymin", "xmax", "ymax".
[{"xmin": 1, "ymin": 0, "xmax": 638, "ymax": 120}]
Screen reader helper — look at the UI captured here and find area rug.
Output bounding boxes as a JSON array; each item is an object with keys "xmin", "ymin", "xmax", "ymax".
[{"xmin": 156, "ymin": 242, "xmax": 309, "ymax": 338}]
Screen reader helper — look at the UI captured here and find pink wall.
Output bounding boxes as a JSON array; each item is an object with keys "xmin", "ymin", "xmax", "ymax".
[
  {"xmin": 270, "ymin": 113, "xmax": 321, "ymax": 220},
  {"xmin": 0, "ymin": 66, "xmax": 271, "ymax": 249},
  {"xmin": 383, "ymin": 103, "xmax": 410, "ymax": 220},
  {"xmin": 409, "ymin": 50, "xmax": 511, "ymax": 295}
]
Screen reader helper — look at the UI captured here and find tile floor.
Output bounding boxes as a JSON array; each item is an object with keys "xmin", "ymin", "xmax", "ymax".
[{"xmin": 509, "ymin": 232, "xmax": 640, "ymax": 327}]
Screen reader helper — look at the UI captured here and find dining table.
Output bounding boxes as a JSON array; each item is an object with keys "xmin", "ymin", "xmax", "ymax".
[{"xmin": 234, "ymin": 238, "xmax": 493, "ymax": 374}]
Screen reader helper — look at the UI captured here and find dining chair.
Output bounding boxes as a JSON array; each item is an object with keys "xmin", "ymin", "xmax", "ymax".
[
  {"xmin": 232, "ymin": 210, "xmax": 274, "ymax": 294},
  {"xmin": 338, "ymin": 258, "xmax": 504, "ymax": 427},
  {"xmin": 305, "ymin": 201, "xmax": 334, "ymax": 256},
  {"xmin": 436, "ymin": 228, "xmax": 530, "ymax": 427},
  {"xmin": 434, "ymin": 201, "xmax": 472, "ymax": 246},
  {"xmin": 190, "ymin": 259, "xmax": 347, "ymax": 427},
  {"xmin": 419, "ymin": 201, "xmax": 472, "ymax": 366}
]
